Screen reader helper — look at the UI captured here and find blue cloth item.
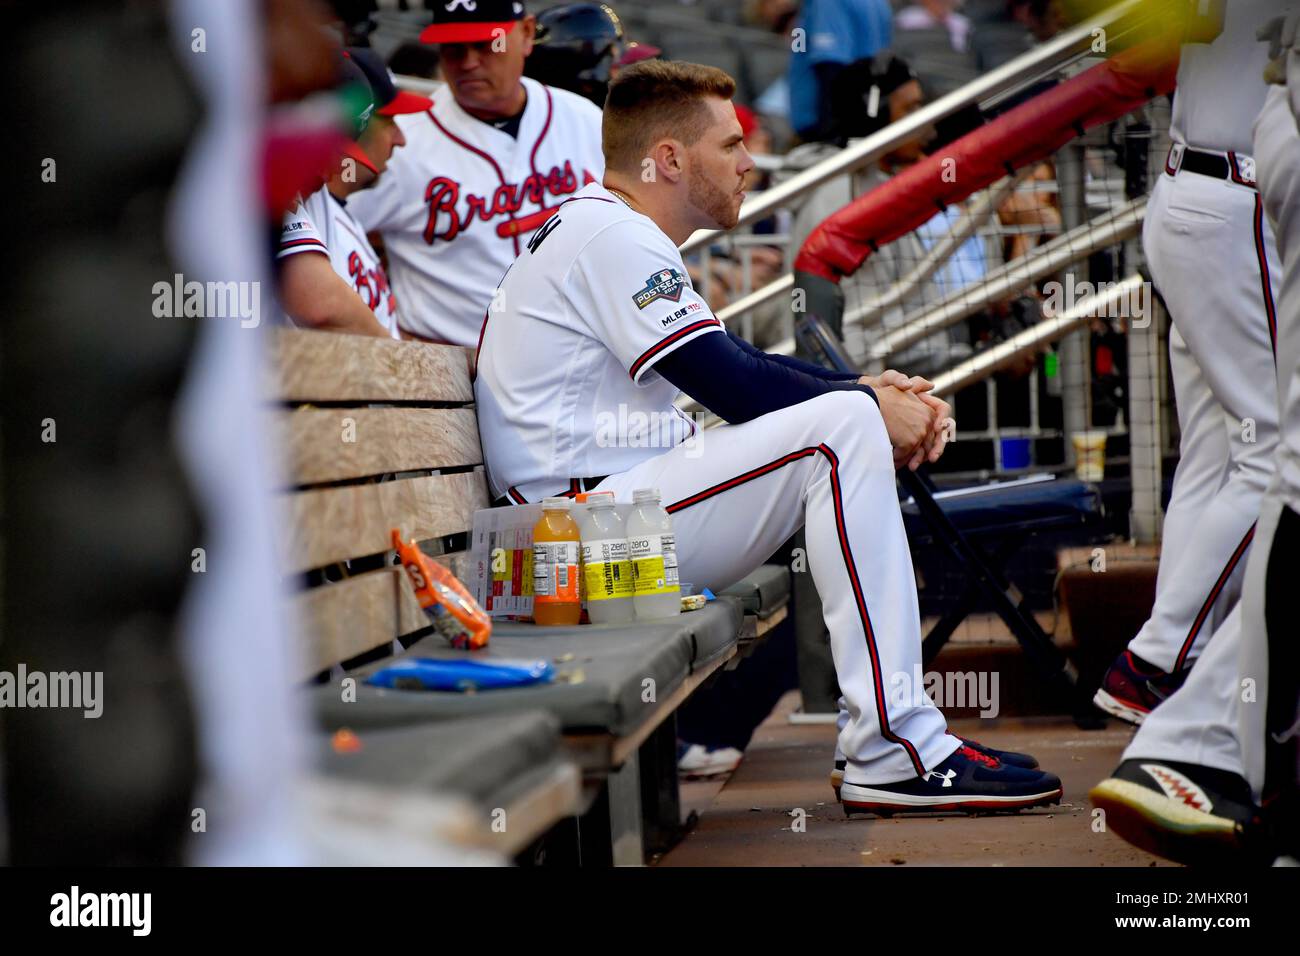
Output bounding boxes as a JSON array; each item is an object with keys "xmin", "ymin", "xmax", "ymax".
[
  {"xmin": 788, "ymin": 0, "xmax": 894, "ymax": 137},
  {"xmin": 654, "ymin": 330, "xmax": 876, "ymax": 424}
]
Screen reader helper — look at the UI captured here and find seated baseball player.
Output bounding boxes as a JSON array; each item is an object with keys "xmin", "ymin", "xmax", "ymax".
[
  {"xmin": 475, "ymin": 60, "xmax": 1064, "ymax": 815},
  {"xmin": 277, "ymin": 50, "xmax": 431, "ymax": 337}
]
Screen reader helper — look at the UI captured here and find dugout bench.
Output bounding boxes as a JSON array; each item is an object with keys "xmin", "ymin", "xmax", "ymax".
[{"xmin": 269, "ymin": 328, "xmax": 790, "ymax": 864}]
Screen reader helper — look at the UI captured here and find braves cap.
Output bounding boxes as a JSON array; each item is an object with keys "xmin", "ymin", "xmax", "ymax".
[
  {"xmin": 345, "ymin": 47, "xmax": 433, "ymax": 116},
  {"xmin": 421, "ymin": 0, "xmax": 527, "ymax": 45}
]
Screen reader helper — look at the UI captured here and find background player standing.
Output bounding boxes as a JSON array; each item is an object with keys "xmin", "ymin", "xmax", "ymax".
[{"xmin": 1092, "ymin": 0, "xmax": 1283, "ymax": 727}]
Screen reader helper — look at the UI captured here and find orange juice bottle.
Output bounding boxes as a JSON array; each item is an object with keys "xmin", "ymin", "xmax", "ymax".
[{"xmin": 532, "ymin": 498, "xmax": 581, "ymax": 626}]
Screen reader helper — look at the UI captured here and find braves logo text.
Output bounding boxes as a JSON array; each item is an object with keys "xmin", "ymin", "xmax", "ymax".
[{"xmin": 422, "ymin": 162, "xmax": 591, "ymax": 243}]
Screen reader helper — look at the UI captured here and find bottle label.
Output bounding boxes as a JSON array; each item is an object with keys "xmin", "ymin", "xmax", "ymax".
[
  {"xmin": 582, "ymin": 537, "xmax": 634, "ymax": 601},
  {"xmin": 533, "ymin": 541, "xmax": 579, "ymax": 604},
  {"xmin": 629, "ymin": 533, "xmax": 680, "ymax": 596}
]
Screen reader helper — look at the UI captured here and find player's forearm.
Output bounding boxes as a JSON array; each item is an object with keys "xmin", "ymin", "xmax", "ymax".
[
  {"xmin": 656, "ymin": 331, "xmax": 876, "ymax": 424},
  {"xmin": 278, "ymin": 257, "xmax": 390, "ymax": 337}
]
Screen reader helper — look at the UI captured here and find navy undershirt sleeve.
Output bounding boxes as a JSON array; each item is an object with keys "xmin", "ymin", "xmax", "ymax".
[
  {"xmin": 724, "ymin": 331, "xmax": 861, "ymax": 381},
  {"xmin": 653, "ymin": 330, "xmax": 877, "ymax": 425}
]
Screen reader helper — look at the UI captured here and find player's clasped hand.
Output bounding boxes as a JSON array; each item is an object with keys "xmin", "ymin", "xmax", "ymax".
[{"xmin": 859, "ymin": 369, "xmax": 955, "ymax": 471}]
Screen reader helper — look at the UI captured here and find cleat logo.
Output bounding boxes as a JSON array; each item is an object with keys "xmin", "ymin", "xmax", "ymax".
[
  {"xmin": 1140, "ymin": 764, "xmax": 1212, "ymax": 812},
  {"xmin": 923, "ymin": 769, "xmax": 957, "ymax": 788}
]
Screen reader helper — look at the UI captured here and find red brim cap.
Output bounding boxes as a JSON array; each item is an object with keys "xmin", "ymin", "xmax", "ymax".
[
  {"xmin": 420, "ymin": 21, "xmax": 517, "ymax": 44},
  {"xmin": 378, "ymin": 89, "xmax": 433, "ymax": 116},
  {"xmin": 343, "ymin": 141, "xmax": 379, "ymax": 176}
]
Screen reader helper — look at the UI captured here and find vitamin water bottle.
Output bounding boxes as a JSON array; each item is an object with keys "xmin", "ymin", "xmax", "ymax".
[
  {"xmin": 628, "ymin": 488, "xmax": 681, "ymax": 620},
  {"xmin": 577, "ymin": 491, "xmax": 636, "ymax": 624},
  {"xmin": 533, "ymin": 498, "xmax": 581, "ymax": 626}
]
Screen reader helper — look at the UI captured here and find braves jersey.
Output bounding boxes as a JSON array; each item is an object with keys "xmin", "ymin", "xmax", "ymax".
[
  {"xmin": 277, "ymin": 188, "xmax": 401, "ymax": 338},
  {"xmin": 1170, "ymin": 0, "xmax": 1290, "ymax": 155},
  {"xmin": 475, "ymin": 183, "xmax": 723, "ymax": 502},
  {"xmin": 347, "ymin": 77, "xmax": 604, "ymax": 346}
]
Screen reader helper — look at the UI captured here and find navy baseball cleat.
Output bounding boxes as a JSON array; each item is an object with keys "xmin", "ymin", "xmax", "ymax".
[
  {"xmin": 1089, "ymin": 758, "xmax": 1264, "ymax": 866},
  {"xmin": 840, "ymin": 745, "xmax": 1063, "ymax": 817},
  {"xmin": 831, "ymin": 735, "xmax": 1039, "ymax": 802},
  {"xmin": 1093, "ymin": 649, "xmax": 1190, "ymax": 725}
]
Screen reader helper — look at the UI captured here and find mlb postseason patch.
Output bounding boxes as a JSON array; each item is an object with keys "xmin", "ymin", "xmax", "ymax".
[{"xmin": 633, "ymin": 268, "xmax": 687, "ymax": 310}]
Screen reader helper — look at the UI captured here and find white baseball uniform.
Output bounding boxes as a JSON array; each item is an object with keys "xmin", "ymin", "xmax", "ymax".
[
  {"xmin": 1124, "ymin": 0, "xmax": 1283, "ymax": 678},
  {"xmin": 1123, "ymin": 6, "xmax": 1297, "ymax": 789},
  {"xmin": 1241, "ymin": 82, "xmax": 1300, "ymax": 802},
  {"xmin": 475, "ymin": 182, "xmax": 959, "ymax": 783},
  {"xmin": 276, "ymin": 188, "xmax": 402, "ymax": 339},
  {"xmin": 346, "ymin": 76, "xmax": 605, "ymax": 347}
]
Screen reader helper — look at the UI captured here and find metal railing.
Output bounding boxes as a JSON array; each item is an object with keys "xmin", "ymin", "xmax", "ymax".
[{"xmin": 678, "ymin": 0, "xmax": 1155, "ymax": 258}]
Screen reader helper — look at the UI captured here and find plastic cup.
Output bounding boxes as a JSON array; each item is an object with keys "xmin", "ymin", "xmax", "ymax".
[{"xmin": 1072, "ymin": 430, "xmax": 1107, "ymax": 481}]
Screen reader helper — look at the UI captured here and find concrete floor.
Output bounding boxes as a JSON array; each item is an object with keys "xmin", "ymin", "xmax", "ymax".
[{"xmin": 659, "ymin": 691, "xmax": 1170, "ymax": 867}]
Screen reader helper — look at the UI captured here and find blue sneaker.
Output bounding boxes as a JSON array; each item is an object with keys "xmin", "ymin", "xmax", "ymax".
[
  {"xmin": 841, "ymin": 745, "xmax": 1063, "ymax": 817},
  {"xmin": 831, "ymin": 735, "xmax": 1039, "ymax": 802}
]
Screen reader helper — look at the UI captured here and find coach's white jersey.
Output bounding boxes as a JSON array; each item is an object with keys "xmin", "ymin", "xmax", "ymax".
[
  {"xmin": 1169, "ymin": 0, "xmax": 1291, "ymax": 155},
  {"xmin": 276, "ymin": 188, "xmax": 401, "ymax": 338},
  {"xmin": 347, "ymin": 77, "xmax": 604, "ymax": 346},
  {"xmin": 475, "ymin": 183, "xmax": 722, "ymax": 502}
]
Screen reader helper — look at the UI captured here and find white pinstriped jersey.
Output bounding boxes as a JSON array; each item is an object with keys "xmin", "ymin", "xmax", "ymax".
[
  {"xmin": 474, "ymin": 183, "xmax": 723, "ymax": 503},
  {"xmin": 277, "ymin": 188, "xmax": 401, "ymax": 338},
  {"xmin": 346, "ymin": 77, "xmax": 604, "ymax": 346}
]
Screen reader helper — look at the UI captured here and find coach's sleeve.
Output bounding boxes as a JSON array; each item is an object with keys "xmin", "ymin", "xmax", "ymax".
[
  {"xmin": 276, "ymin": 202, "xmax": 327, "ymax": 259},
  {"xmin": 570, "ymin": 219, "xmax": 724, "ymax": 382}
]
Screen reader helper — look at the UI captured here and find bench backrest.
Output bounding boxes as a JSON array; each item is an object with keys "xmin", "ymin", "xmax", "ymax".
[{"xmin": 268, "ymin": 328, "xmax": 489, "ymax": 680}]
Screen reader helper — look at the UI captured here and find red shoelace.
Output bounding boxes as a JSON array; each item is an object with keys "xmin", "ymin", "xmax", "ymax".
[{"xmin": 958, "ymin": 745, "xmax": 1000, "ymax": 768}]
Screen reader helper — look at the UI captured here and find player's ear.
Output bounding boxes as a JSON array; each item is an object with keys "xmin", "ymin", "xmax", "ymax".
[
  {"xmin": 652, "ymin": 139, "xmax": 685, "ymax": 184},
  {"xmin": 518, "ymin": 15, "xmax": 537, "ymax": 56}
]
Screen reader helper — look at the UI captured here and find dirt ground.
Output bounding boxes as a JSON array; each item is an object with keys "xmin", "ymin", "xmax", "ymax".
[{"xmin": 658, "ymin": 691, "xmax": 1169, "ymax": 867}]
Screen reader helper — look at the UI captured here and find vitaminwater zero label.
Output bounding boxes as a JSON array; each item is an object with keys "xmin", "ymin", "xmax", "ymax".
[
  {"xmin": 629, "ymin": 533, "xmax": 680, "ymax": 596},
  {"xmin": 582, "ymin": 538, "xmax": 634, "ymax": 601},
  {"xmin": 533, "ymin": 541, "xmax": 579, "ymax": 602}
]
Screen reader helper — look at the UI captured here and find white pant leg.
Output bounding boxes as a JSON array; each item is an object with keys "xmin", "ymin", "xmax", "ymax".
[
  {"xmin": 1241, "ymin": 86, "xmax": 1300, "ymax": 801},
  {"xmin": 1128, "ymin": 172, "xmax": 1281, "ymax": 672},
  {"xmin": 1128, "ymin": 325, "xmax": 1230, "ymax": 665},
  {"xmin": 1124, "ymin": 602, "xmax": 1245, "ymax": 778},
  {"xmin": 596, "ymin": 390, "xmax": 958, "ymax": 783}
]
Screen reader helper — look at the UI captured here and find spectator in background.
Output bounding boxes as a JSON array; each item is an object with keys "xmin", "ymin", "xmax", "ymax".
[
  {"xmin": 892, "ymin": 0, "xmax": 979, "ymax": 100},
  {"xmin": 897, "ymin": 0, "xmax": 973, "ymax": 53},
  {"xmin": 972, "ymin": 0, "xmax": 1066, "ymax": 72},
  {"xmin": 786, "ymin": 0, "xmax": 894, "ymax": 141},
  {"xmin": 744, "ymin": 0, "xmax": 798, "ymax": 34}
]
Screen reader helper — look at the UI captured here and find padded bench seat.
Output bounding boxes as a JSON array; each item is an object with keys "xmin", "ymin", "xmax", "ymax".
[
  {"xmin": 901, "ymin": 477, "xmax": 1103, "ymax": 541},
  {"xmin": 317, "ymin": 711, "xmax": 580, "ymax": 854},
  {"xmin": 718, "ymin": 563, "xmax": 791, "ymax": 619},
  {"xmin": 311, "ymin": 598, "xmax": 743, "ymax": 739}
]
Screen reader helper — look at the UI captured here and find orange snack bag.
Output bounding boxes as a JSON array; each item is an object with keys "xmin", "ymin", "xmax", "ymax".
[{"xmin": 392, "ymin": 530, "xmax": 491, "ymax": 649}]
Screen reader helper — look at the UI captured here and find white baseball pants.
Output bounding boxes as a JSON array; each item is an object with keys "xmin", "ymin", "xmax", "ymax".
[
  {"xmin": 594, "ymin": 389, "xmax": 959, "ymax": 784},
  {"xmin": 1127, "ymin": 160, "xmax": 1281, "ymax": 674}
]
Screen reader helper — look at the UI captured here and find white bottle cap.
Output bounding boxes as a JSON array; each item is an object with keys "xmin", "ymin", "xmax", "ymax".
[
  {"xmin": 633, "ymin": 488, "xmax": 661, "ymax": 503},
  {"xmin": 586, "ymin": 491, "xmax": 617, "ymax": 507},
  {"xmin": 541, "ymin": 497, "xmax": 572, "ymax": 509}
]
